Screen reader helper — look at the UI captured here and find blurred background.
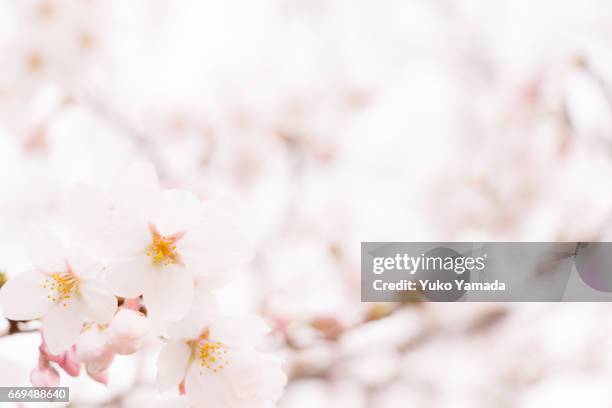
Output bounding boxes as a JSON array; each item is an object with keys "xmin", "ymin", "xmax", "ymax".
[{"xmin": 2, "ymin": 0, "xmax": 612, "ymax": 406}]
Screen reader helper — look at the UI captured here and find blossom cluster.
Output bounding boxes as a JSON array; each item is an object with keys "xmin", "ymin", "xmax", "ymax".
[{"xmin": 0, "ymin": 162, "xmax": 286, "ymax": 407}]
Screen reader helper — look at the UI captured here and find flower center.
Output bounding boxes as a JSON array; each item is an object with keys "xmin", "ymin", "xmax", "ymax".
[
  {"xmin": 43, "ymin": 271, "xmax": 79, "ymax": 307},
  {"xmin": 147, "ymin": 235, "xmax": 178, "ymax": 265},
  {"xmin": 146, "ymin": 224, "xmax": 183, "ymax": 266},
  {"xmin": 197, "ymin": 340, "xmax": 229, "ymax": 373}
]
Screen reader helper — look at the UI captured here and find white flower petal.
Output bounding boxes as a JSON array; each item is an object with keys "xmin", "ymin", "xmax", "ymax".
[
  {"xmin": 185, "ymin": 361, "xmax": 234, "ymax": 407},
  {"xmin": 143, "ymin": 266, "xmax": 194, "ymax": 321},
  {"xmin": 150, "ymin": 190, "xmax": 203, "ymax": 235},
  {"xmin": 150, "ymin": 393, "xmax": 191, "ymax": 408},
  {"xmin": 80, "ymin": 279, "xmax": 117, "ymax": 323},
  {"xmin": 167, "ymin": 291, "xmax": 220, "ymax": 340},
  {"xmin": 76, "ymin": 326, "xmax": 114, "ymax": 373},
  {"xmin": 103, "ymin": 220, "xmax": 151, "ymax": 259},
  {"xmin": 43, "ymin": 301, "xmax": 86, "ymax": 354},
  {"xmin": 156, "ymin": 341, "xmax": 191, "ymax": 391},
  {"xmin": 193, "ymin": 273, "xmax": 235, "ymax": 291},
  {"xmin": 124, "ymin": 389, "xmax": 190, "ymax": 408},
  {"xmin": 209, "ymin": 316, "xmax": 270, "ymax": 349},
  {"xmin": 64, "ymin": 246, "xmax": 104, "ymax": 279},
  {"xmin": 105, "ymin": 255, "xmax": 150, "ymax": 298},
  {"xmin": 179, "ymin": 204, "xmax": 253, "ymax": 282},
  {"xmin": 0, "ymin": 270, "xmax": 53, "ymax": 320},
  {"xmin": 25, "ymin": 227, "xmax": 65, "ymax": 272},
  {"xmin": 227, "ymin": 350, "xmax": 287, "ymax": 403}
]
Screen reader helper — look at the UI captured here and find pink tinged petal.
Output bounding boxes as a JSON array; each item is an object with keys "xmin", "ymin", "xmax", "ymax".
[
  {"xmin": 25, "ymin": 226, "xmax": 65, "ymax": 272},
  {"xmin": 43, "ymin": 301, "xmax": 86, "ymax": 355},
  {"xmin": 0, "ymin": 270, "xmax": 53, "ymax": 320},
  {"xmin": 76, "ymin": 326, "xmax": 114, "ymax": 374},
  {"xmin": 107, "ymin": 308, "xmax": 150, "ymax": 355},
  {"xmin": 167, "ymin": 290, "xmax": 220, "ymax": 340},
  {"xmin": 60, "ymin": 345, "xmax": 81, "ymax": 377},
  {"xmin": 150, "ymin": 190, "xmax": 203, "ymax": 235},
  {"xmin": 30, "ymin": 365, "xmax": 59, "ymax": 387},
  {"xmin": 79, "ymin": 279, "xmax": 117, "ymax": 323},
  {"xmin": 38, "ymin": 353, "xmax": 50, "ymax": 370},
  {"xmin": 209, "ymin": 316, "xmax": 270, "ymax": 349},
  {"xmin": 87, "ymin": 367, "xmax": 109, "ymax": 385},
  {"xmin": 40, "ymin": 339, "xmax": 66, "ymax": 365},
  {"xmin": 143, "ymin": 266, "xmax": 194, "ymax": 321},
  {"xmin": 105, "ymin": 255, "xmax": 150, "ymax": 298},
  {"xmin": 156, "ymin": 341, "xmax": 191, "ymax": 391}
]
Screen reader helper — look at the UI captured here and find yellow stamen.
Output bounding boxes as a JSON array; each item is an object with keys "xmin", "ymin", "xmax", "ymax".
[
  {"xmin": 146, "ymin": 225, "xmax": 182, "ymax": 266},
  {"xmin": 197, "ymin": 341, "xmax": 229, "ymax": 374},
  {"xmin": 43, "ymin": 271, "xmax": 79, "ymax": 307}
]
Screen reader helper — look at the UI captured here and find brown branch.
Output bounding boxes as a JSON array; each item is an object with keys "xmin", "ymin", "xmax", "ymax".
[{"xmin": 0, "ymin": 319, "xmax": 39, "ymax": 337}]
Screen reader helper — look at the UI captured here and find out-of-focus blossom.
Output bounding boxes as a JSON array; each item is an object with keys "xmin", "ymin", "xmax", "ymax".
[{"xmin": 0, "ymin": 0, "xmax": 114, "ymax": 137}]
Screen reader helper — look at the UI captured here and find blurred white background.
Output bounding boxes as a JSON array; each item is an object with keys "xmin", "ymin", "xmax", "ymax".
[{"xmin": 2, "ymin": 0, "xmax": 612, "ymax": 406}]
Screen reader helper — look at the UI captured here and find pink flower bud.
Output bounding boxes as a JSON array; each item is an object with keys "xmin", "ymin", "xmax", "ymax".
[
  {"xmin": 59, "ymin": 345, "xmax": 81, "ymax": 377},
  {"xmin": 40, "ymin": 339, "xmax": 65, "ymax": 366},
  {"xmin": 87, "ymin": 367, "xmax": 109, "ymax": 385},
  {"xmin": 107, "ymin": 309, "xmax": 150, "ymax": 355},
  {"xmin": 30, "ymin": 365, "xmax": 60, "ymax": 387},
  {"xmin": 76, "ymin": 326, "xmax": 114, "ymax": 374}
]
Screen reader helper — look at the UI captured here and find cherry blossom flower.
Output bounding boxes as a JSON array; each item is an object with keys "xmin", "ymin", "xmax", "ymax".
[
  {"xmin": 156, "ymin": 295, "xmax": 286, "ymax": 407},
  {"xmin": 64, "ymin": 161, "xmax": 252, "ymax": 322},
  {"xmin": 0, "ymin": 228, "xmax": 117, "ymax": 354}
]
